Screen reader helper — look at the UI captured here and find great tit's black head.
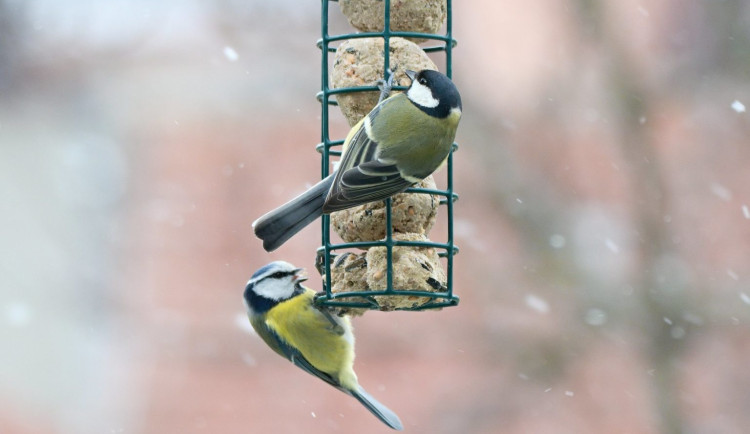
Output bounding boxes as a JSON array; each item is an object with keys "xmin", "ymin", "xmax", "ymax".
[
  {"xmin": 244, "ymin": 261, "xmax": 307, "ymax": 313},
  {"xmin": 406, "ymin": 69, "xmax": 462, "ymax": 118}
]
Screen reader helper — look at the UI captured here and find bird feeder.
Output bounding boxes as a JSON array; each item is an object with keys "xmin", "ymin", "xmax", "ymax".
[{"xmin": 314, "ymin": 0, "xmax": 460, "ymax": 314}]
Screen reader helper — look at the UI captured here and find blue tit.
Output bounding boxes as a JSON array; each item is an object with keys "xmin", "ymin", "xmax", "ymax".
[
  {"xmin": 253, "ymin": 69, "xmax": 462, "ymax": 251},
  {"xmin": 243, "ymin": 261, "xmax": 403, "ymax": 430}
]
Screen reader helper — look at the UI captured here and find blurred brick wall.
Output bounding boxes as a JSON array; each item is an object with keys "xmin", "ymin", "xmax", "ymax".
[{"xmin": 1, "ymin": 1, "xmax": 750, "ymax": 433}]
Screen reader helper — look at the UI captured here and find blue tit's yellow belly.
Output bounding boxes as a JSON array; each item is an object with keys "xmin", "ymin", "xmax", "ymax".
[{"xmin": 265, "ymin": 290, "xmax": 356, "ymax": 382}]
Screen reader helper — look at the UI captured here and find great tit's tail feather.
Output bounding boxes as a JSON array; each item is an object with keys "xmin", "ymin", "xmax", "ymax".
[
  {"xmin": 252, "ymin": 176, "xmax": 333, "ymax": 252},
  {"xmin": 350, "ymin": 387, "xmax": 403, "ymax": 431}
]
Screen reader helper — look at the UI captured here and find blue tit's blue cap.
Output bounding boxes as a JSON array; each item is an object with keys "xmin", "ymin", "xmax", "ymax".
[
  {"xmin": 251, "ymin": 261, "xmax": 293, "ymax": 279},
  {"xmin": 251, "ymin": 262, "xmax": 277, "ymax": 279}
]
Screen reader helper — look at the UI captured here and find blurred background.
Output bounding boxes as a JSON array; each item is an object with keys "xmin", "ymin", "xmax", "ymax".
[{"xmin": 1, "ymin": 0, "xmax": 750, "ymax": 433}]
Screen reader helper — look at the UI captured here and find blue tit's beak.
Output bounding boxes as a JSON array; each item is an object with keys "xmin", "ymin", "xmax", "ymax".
[
  {"xmin": 292, "ymin": 268, "xmax": 308, "ymax": 283},
  {"xmin": 405, "ymin": 69, "xmax": 417, "ymax": 83}
]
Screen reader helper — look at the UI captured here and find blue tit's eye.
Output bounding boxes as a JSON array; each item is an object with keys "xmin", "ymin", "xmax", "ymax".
[{"xmin": 271, "ymin": 271, "xmax": 285, "ymax": 279}]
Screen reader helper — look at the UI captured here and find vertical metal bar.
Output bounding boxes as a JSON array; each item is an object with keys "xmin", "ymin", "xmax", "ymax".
[
  {"xmin": 321, "ymin": 0, "xmax": 333, "ymax": 298},
  {"xmin": 445, "ymin": 0, "xmax": 455, "ymax": 300},
  {"xmin": 383, "ymin": 0, "xmax": 391, "ymax": 74},
  {"xmin": 446, "ymin": 153, "xmax": 454, "ymax": 299},
  {"xmin": 385, "ymin": 197, "xmax": 393, "ymax": 293},
  {"xmin": 383, "ymin": 0, "xmax": 393, "ymax": 294},
  {"xmin": 446, "ymin": 0, "xmax": 453, "ymax": 78},
  {"xmin": 321, "ymin": 0, "xmax": 330, "ymax": 167}
]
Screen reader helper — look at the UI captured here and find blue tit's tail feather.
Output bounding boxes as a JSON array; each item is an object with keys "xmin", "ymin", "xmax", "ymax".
[
  {"xmin": 252, "ymin": 175, "xmax": 333, "ymax": 252},
  {"xmin": 350, "ymin": 387, "xmax": 404, "ymax": 431}
]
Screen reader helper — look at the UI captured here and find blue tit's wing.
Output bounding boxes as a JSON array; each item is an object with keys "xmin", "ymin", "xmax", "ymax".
[
  {"xmin": 290, "ymin": 352, "xmax": 341, "ymax": 390},
  {"xmin": 257, "ymin": 318, "xmax": 343, "ymax": 390}
]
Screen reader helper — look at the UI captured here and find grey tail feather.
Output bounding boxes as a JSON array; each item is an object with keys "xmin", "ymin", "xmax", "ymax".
[
  {"xmin": 252, "ymin": 175, "xmax": 333, "ymax": 252},
  {"xmin": 350, "ymin": 386, "xmax": 403, "ymax": 431}
]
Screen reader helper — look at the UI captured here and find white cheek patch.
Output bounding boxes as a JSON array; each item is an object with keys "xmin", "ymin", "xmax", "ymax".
[
  {"xmin": 407, "ymin": 81, "xmax": 439, "ymax": 108},
  {"xmin": 253, "ymin": 277, "xmax": 294, "ymax": 301}
]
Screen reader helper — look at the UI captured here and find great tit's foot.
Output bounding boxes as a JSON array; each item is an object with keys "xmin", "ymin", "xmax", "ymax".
[
  {"xmin": 376, "ymin": 69, "xmax": 395, "ymax": 103},
  {"xmin": 314, "ymin": 249, "xmax": 326, "ymax": 276}
]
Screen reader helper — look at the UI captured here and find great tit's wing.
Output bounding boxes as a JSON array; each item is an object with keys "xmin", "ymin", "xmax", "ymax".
[
  {"xmin": 323, "ymin": 94, "xmax": 419, "ymax": 213},
  {"xmin": 323, "ymin": 160, "xmax": 413, "ymax": 212},
  {"xmin": 336, "ymin": 115, "xmax": 380, "ymax": 174}
]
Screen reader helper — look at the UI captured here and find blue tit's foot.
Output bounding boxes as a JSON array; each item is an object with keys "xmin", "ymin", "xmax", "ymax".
[{"xmin": 376, "ymin": 69, "xmax": 395, "ymax": 103}]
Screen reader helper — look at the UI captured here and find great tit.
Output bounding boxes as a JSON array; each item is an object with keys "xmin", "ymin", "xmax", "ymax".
[
  {"xmin": 243, "ymin": 261, "xmax": 404, "ymax": 430},
  {"xmin": 253, "ymin": 69, "xmax": 462, "ymax": 251}
]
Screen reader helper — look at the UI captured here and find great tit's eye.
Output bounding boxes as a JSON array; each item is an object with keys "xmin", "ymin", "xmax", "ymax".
[{"xmin": 418, "ymin": 77, "xmax": 427, "ymax": 85}]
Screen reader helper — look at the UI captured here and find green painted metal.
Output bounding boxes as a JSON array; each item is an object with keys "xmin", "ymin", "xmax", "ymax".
[{"xmin": 315, "ymin": 0, "xmax": 459, "ymax": 311}]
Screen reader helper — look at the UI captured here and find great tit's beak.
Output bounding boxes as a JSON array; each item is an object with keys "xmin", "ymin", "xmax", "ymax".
[
  {"xmin": 405, "ymin": 69, "xmax": 417, "ymax": 83},
  {"xmin": 292, "ymin": 268, "xmax": 308, "ymax": 283}
]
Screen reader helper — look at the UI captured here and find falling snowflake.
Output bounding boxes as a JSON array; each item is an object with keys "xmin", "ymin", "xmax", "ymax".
[
  {"xmin": 224, "ymin": 46, "xmax": 239, "ymax": 62},
  {"xmin": 525, "ymin": 294, "xmax": 549, "ymax": 314}
]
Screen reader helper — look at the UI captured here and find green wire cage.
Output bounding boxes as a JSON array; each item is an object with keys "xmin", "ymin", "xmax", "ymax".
[{"xmin": 314, "ymin": 0, "xmax": 459, "ymax": 312}]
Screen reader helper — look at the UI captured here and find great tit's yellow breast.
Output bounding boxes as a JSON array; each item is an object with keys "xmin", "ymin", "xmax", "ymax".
[
  {"xmin": 446, "ymin": 107, "xmax": 462, "ymax": 128},
  {"xmin": 265, "ymin": 289, "xmax": 357, "ymax": 386}
]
